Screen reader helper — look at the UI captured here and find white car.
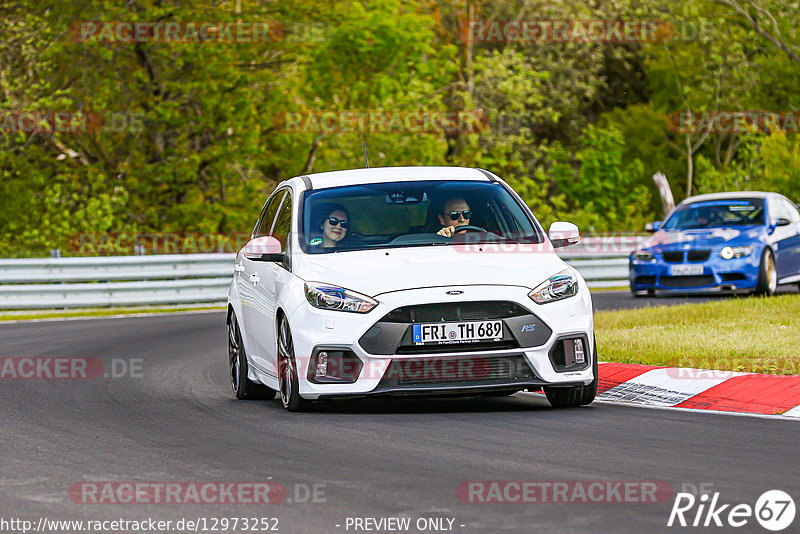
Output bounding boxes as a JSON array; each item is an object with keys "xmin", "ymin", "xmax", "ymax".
[{"xmin": 227, "ymin": 166, "xmax": 597, "ymax": 411}]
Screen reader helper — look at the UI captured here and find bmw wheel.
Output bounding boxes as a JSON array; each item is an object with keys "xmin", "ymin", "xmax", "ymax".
[
  {"xmin": 228, "ymin": 312, "xmax": 276, "ymax": 400},
  {"xmin": 277, "ymin": 315, "xmax": 309, "ymax": 412},
  {"xmin": 756, "ymin": 248, "xmax": 777, "ymax": 296}
]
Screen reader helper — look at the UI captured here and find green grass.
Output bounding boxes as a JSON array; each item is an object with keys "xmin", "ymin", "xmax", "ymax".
[
  {"xmin": 0, "ymin": 305, "xmax": 225, "ymax": 322},
  {"xmin": 595, "ymin": 294, "xmax": 800, "ymax": 375}
]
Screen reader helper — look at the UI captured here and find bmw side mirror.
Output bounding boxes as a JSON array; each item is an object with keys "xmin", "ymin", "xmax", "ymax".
[
  {"xmin": 548, "ymin": 221, "xmax": 580, "ymax": 248},
  {"xmin": 777, "ymin": 217, "xmax": 792, "ymax": 227},
  {"xmin": 241, "ymin": 236, "xmax": 285, "ymax": 262},
  {"xmin": 645, "ymin": 221, "xmax": 662, "ymax": 233}
]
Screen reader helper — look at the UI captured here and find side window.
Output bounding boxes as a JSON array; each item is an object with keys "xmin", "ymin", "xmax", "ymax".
[
  {"xmin": 782, "ymin": 199, "xmax": 800, "ymax": 223},
  {"xmin": 767, "ymin": 197, "xmax": 787, "ymax": 224},
  {"xmin": 254, "ymin": 191, "xmax": 285, "ymax": 238},
  {"xmin": 272, "ymin": 193, "xmax": 293, "ymax": 251}
]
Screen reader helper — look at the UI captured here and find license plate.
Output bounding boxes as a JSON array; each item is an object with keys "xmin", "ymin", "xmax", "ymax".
[
  {"xmin": 670, "ymin": 264, "xmax": 704, "ymax": 276},
  {"xmin": 412, "ymin": 320, "xmax": 503, "ymax": 344}
]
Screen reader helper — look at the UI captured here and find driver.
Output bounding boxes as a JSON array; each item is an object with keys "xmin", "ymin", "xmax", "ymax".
[{"xmin": 437, "ymin": 197, "xmax": 472, "ymax": 237}]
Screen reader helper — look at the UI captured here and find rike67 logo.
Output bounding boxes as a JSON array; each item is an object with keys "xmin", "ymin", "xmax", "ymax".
[{"xmin": 668, "ymin": 489, "xmax": 795, "ymax": 531}]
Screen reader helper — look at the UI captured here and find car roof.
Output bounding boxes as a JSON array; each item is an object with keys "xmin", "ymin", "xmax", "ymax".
[
  {"xmin": 289, "ymin": 166, "xmax": 494, "ymax": 190},
  {"xmin": 680, "ymin": 191, "xmax": 777, "ymax": 204}
]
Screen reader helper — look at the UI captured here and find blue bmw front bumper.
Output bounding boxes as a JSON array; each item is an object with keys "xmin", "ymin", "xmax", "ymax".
[{"xmin": 629, "ymin": 251, "xmax": 761, "ymax": 293}]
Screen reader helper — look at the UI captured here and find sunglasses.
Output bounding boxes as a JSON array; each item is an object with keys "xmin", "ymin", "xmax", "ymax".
[
  {"xmin": 446, "ymin": 210, "xmax": 472, "ymax": 221},
  {"xmin": 327, "ymin": 217, "xmax": 349, "ymax": 229}
]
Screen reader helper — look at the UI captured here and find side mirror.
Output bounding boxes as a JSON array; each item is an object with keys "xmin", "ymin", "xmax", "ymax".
[
  {"xmin": 645, "ymin": 221, "xmax": 663, "ymax": 233},
  {"xmin": 241, "ymin": 236, "xmax": 285, "ymax": 262},
  {"xmin": 548, "ymin": 221, "xmax": 580, "ymax": 248},
  {"xmin": 776, "ymin": 217, "xmax": 792, "ymax": 227}
]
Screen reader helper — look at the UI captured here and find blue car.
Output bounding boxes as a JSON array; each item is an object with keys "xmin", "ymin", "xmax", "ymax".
[{"xmin": 630, "ymin": 192, "xmax": 800, "ymax": 296}]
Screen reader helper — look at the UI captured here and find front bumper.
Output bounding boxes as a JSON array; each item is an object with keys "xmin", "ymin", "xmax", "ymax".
[
  {"xmin": 286, "ymin": 285, "xmax": 595, "ymax": 399},
  {"xmin": 629, "ymin": 253, "xmax": 760, "ymax": 293}
]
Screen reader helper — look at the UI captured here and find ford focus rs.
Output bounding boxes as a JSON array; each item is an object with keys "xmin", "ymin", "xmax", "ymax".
[
  {"xmin": 630, "ymin": 192, "xmax": 800, "ymax": 296},
  {"xmin": 227, "ymin": 167, "xmax": 597, "ymax": 411}
]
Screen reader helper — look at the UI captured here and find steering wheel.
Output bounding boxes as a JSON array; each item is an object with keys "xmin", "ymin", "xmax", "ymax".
[{"xmin": 451, "ymin": 224, "xmax": 487, "ymax": 233}]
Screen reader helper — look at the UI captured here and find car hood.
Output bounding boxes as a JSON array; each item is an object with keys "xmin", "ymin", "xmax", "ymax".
[
  {"xmin": 295, "ymin": 245, "xmax": 568, "ymax": 297},
  {"xmin": 643, "ymin": 225, "xmax": 764, "ymax": 251}
]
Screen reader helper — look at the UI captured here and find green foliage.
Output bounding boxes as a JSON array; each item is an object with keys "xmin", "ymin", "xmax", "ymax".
[{"xmin": 1, "ymin": 0, "xmax": 800, "ymax": 256}]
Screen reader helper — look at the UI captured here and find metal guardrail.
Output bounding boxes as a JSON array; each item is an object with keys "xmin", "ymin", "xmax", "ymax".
[
  {"xmin": 0, "ymin": 238, "xmax": 644, "ymax": 309},
  {"xmin": 0, "ymin": 254, "xmax": 235, "ymax": 309}
]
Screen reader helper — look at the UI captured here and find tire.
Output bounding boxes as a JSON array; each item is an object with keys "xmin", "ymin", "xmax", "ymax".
[
  {"xmin": 228, "ymin": 313, "xmax": 277, "ymax": 400},
  {"xmin": 544, "ymin": 339, "xmax": 598, "ymax": 408},
  {"xmin": 277, "ymin": 315, "xmax": 310, "ymax": 412},
  {"xmin": 544, "ymin": 386, "xmax": 583, "ymax": 408},
  {"xmin": 756, "ymin": 248, "xmax": 778, "ymax": 296},
  {"xmin": 631, "ymin": 288, "xmax": 655, "ymax": 298}
]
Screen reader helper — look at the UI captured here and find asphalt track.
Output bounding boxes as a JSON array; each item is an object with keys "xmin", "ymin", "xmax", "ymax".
[
  {"xmin": 591, "ymin": 285, "xmax": 800, "ymax": 311},
  {"xmin": 1, "ymin": 312, "xmax": 798, "ymax": 533}
]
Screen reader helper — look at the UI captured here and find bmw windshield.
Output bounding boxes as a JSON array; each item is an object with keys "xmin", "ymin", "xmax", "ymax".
[
  {"xmin": 299, "ymin": 180, "xmax": 544, "ymax": 253},
  {"xmin": 662, "ymin": 199, "xmax": 765, "ymax": 230}
]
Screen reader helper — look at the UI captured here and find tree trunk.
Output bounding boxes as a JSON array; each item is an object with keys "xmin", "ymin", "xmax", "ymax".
[{"xmin": 685, "ymin": 133, "xmax": 693, "ymax": 197}]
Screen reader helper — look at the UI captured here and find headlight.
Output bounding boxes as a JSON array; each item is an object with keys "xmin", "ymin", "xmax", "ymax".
[
  {"xmin": 719, "ymin": 246, "xmax": 753, "ymax": 260},
  {"xmin": 632, "ymin": 250, "xmax": 654, "ymax": 262},
  {"xmin": 528, "ymin": 268, "xmax": 580, "ymax": 304},
  {"xmin": 304, "ymin": 282, "xmax": 378, "ymax": 313}
]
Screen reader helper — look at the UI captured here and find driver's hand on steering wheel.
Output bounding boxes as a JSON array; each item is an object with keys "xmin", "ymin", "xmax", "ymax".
[{"xmin": 437, "ymin": 226, "xmax": 458, "ymax": 237}]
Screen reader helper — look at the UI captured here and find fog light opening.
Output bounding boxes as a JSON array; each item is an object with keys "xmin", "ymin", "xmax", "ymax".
[
  {"xmin": 308, "ymin": 349, "xmax": 363, "ymax": 383},
  {"xmin": 549, "ymin": 335, "xmax": 591, "ymax": 373}
]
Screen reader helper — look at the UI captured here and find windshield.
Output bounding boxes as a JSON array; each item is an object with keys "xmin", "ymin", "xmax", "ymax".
[
  {"xmin": 663, "ymin": 198, "xmax": 765, "ymax": 230},
  {"xmin": 299, "ymin": 180, "xmax": 543, "ymax": 253}
]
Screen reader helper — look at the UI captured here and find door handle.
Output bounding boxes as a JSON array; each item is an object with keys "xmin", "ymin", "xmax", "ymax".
[
  {"xmin": 249, "ymin": 273, "xmax": 260, "ymax": 285},
  {"xmin": 234, "ymin": 263, "xmax": 245, "ymax": 272}
]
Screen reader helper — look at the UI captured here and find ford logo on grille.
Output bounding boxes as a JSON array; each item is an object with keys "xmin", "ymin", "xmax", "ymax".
[{"xmin": 445, "ymin": 290, "xmax": 464, "ymax": 295}]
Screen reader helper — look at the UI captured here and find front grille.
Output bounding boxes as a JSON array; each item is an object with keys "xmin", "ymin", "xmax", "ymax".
[
  {"xmin": 687, "ymin": 250, "xmax": 711, "ymax": 262},
  {"xmin": 721, "ymin": 272, "xmax": 747, "ymax": 282},
  {"xmin": 662, "ymin": 251, "xmax": 684, "ymax": 263},
  {"xmin": 359, "ymin": 301, "xmax": 552, "ymax": 356},
  {"xmin": 379, "ymin": 355, "xmax": 535, "ymax": 387},
  {"xmin": 635, "ymin": 275, "xmax": 656, "ymax": 286},
  {"xmin": 381, "ymin": 301, "xmax": 527, "ymax": 323},
  {"xmin": 660, "ymin": 275, "xmax": 715, "ymax": 288},
  {"xmin": 395, "ymin": 340, "xmax": 518, "ymax": 355}
]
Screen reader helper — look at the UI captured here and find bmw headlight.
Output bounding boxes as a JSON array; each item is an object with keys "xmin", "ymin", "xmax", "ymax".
[
  {"xmin": 304, "ymin": 282, "xmax": 378, "ymax": 313},
  {"xmin": 528, "ymin": 268, "xmax": 580, "ymax": 304},
  {"xmin": 632, "ymin": 250, "xmax": 655, "ymax": 262},
  {"xmin": 719, "ymin": 246, "xmax": 753, "ymax": 260}
]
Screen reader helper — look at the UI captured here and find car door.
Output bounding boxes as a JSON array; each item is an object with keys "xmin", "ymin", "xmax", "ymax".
[
  {"xmin": 767, "ymin": 197, "xmax": 795, "ymax": 279},
  {"xmin": 249, "ymin": 189, "xmax": 295, "ymax": 378},
  {"xmin": 780, "ymin": 199, "xmax": 800, "ymax": 279},
  {"xmin": 240, "ymin": 190, "xmax": 285, "ymax": 371}
]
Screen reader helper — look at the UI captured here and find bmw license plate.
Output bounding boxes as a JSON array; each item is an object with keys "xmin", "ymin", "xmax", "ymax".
[
  {"xmin": 670, "ymin": 264, "xmax": 704, "ymax": 276},
  {"xmin": 412, "ymin": 321, "xmax": 503, "ymax": 345}
]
